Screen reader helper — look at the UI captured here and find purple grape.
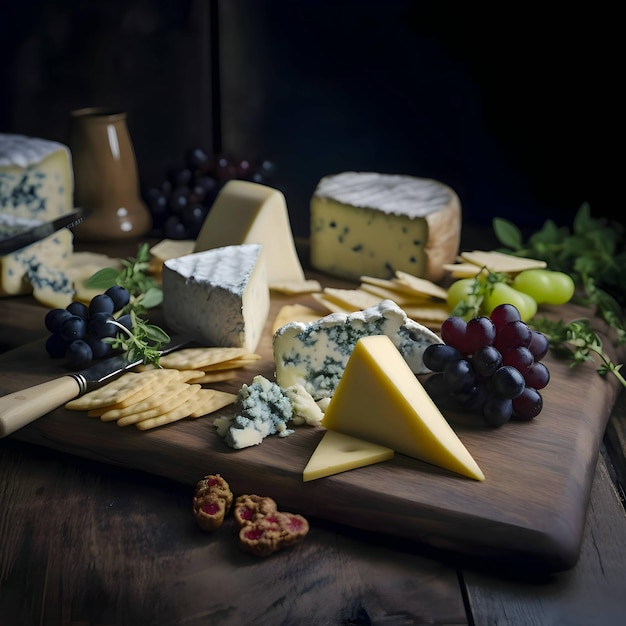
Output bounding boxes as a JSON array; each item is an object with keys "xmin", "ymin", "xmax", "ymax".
[
  {"xmin": 528, "ymin": 330, "xmax": 549, "ymax": 360},
  {"xmin": 89, "ymin": 293, "xmax": 115, "ymax": 316},
  {"xmin": 45, "ymin": 308, "xmax": 72, "ymax": 334},
  {"xmin": 65, "ymin": 340, "xmax": 93, "ymax": 370},
  {"xmin": 489, "ymin": 303, "xmax": 521, "ymax": 332},
  {"xmin": 440, "ymin": 316, "xmax": 468, "ymax": 353},
  {"xmin": 512, "ymin": 387, "xmax": 543, "ymax": 420},
  {"xmin": 465, "ymin": 316, "xmax": 496, "ymax": 353},
  {"xmin": 59, "ymin": 315, "xmax": 87, "ymax": 343},
  {"xmin": 443, "ymin": 358, "xmax": 476, "ymax": 393},
  {"xmin": 495, "ymin": 320, "xmax": 532, "ymax": 352},
  {"xmin": 490, "ymin": 365, "xmax": 526, "ymax": 399},
  {"xmin": 524, "ymin": 361, "xmax": 550, "ymax": 390},
  {"xmin": 482, "ymin": 396, "xmax": 513, "ymax": 427},
  {"xmin": 423, "ymin": 344, "xmax": 462, "ymax": 372},
  {"xmin": 472, "ymin": 345, "xmax": 503, "ymax": 378},
  {"xmin": 501, "ymin": 346, "xmax": 534, "ymax": 374}
]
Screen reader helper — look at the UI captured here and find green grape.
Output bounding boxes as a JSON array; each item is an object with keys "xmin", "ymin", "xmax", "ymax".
[
  {"xmin": 483, "ymin": 283, "xmax": 537, "ymax": 321},
  {"xmin": 446, "ymin": 278, "xmax": 477, "ymax": 310},
  {"xmin": 513, "ymin": 269, "xmax": 575, "ymax": 305},
  {"xmin": 542, "ymin": 271, "xmax": 576, "ymax": 305}
]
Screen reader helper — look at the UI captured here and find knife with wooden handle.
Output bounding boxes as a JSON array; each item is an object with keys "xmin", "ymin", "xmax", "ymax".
[{"xmin": 0, "ymin": 336, "xmax": 190, "ymax": 437}]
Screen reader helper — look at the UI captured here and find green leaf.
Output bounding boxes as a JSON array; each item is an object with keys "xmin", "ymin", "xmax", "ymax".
[
  {"xmin": 493, "ymin": 218, "xmax": 523, "ymax": 250},
  {"xmin": 139, "ymin": 287, "xmax": 164, "ymax": 309},
  {"xmin": 85, "ymin": 267, "xmax": 121, "ymax": 289}
]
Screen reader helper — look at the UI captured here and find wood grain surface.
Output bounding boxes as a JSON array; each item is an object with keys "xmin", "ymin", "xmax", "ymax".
[{"xmin": 0, "ymin": 286, "xmax": 624, "ymax": 573}]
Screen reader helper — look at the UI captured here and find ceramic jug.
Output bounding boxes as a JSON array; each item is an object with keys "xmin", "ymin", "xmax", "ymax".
[{"xmin": 68, "ymin": 108, "xmax": 151, "ymax": 240}]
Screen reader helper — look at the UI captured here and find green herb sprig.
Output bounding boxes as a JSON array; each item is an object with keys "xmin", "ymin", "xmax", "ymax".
[
  {"xmin": 531, "ymin": 317, "xmax": 625, "ymax": 388},
  {"xmin": 493, "ymin": 204, "xmax": 626, "ymax": 386},
  {"xmin": 85, "ymin": 243, "xmax": 169, "ymax": 366},
  {"xmin": 493, "ymin": 203, "xmax": 626, "ymax": 339}
]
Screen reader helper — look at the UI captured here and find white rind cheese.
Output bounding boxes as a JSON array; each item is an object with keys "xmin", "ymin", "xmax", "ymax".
[
  {"xmin": 0, "ymin": 134, "xmax": 74, "ymax": 221},
  {"xmin": 273, "ymin": 299, "xmax": 442, "ymax": 400},
  {"xmin": 194, "ymin": 179, "xmax": 306, "ymax": 287},
  {"xmin": 162, "ymin": 244, "xmax": 269, "ymax": 352},
  {"xmin": 322, "ymin": 335, "xmax": 485, "ymax": 481},
  {"xmin": 310, "ymin": 171, "xmax": 461, "ymax": 282}
]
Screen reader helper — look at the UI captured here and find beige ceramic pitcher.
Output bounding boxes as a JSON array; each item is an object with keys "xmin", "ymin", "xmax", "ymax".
[{"xmin": 68, "ymin": 108, "xmax": 151, "ymax": 240}]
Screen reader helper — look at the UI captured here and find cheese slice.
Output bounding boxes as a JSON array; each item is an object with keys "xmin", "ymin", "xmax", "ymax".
[
  {"xmin": 321, "ymin": 335, "xmax": 485, "ymax": 481},
  {"xmin": 0, "ymin": 134, "xmax": 73, "ymax": 221},
  {"xmin": 310, "ymin": 172, "xmax": 461, "ymax": 282},
  {"xmin": 303, "ymin": 430, "xmax": 394, "ymax": 481},
  {"xmin": 162, "ymin": 244, "xmax": 269, "ymax": 352},
  {"xmin": 194, "ymin": 179, "xmax": 306, "ymax": 286}
]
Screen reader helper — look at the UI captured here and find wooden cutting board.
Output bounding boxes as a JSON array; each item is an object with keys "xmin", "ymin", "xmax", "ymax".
[{"xmin": 0, "ymin": 286, "xmax": 623, "ymax": 572}]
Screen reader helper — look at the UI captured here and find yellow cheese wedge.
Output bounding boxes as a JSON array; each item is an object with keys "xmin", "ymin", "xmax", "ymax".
[
  {"xmin": 194, "ymin": 179, "xmax": 306, "ymax": 285},
  {"xmin": 321, "ymin": 335, "xmax": 485, "ymax": 481},
  {"xmin": 303, "ymin": 430, "xmax": 394, "ymax": 481}
]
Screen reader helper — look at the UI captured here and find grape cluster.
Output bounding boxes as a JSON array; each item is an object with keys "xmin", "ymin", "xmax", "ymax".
[
  {"xmin": 447, "ymin": 268, "xmax": 575, "ymax": 322},
  {"xmin": 423, "ymin": 304, "xmax": 550, "ymax": 427},
  {"xmin": 44, "ymin": 286, "xmax": 132, "ymax": 370},
  {"xmin": 143, "ymin": 148, "xmax": 277, "ymax": 240}
]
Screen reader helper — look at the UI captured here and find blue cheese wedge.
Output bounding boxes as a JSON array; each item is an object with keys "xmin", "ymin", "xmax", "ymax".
[
  {"xmin": 0, "ymin": 134, "xmax": 73, "ymax": 221},
  {"xmin": 0, "ymin": 228, "xmax": 73, "ymax": 297},
  {"xmin": 310, "ymin": 171, "xmax": 461, "ymax": 282},
  {"xmin": 273, "ymin": 299, "xmax": 442, "ymax": 401},
  {"xmin": 162, "ymin": 244, "xmax": 269, "ymax": 352}
]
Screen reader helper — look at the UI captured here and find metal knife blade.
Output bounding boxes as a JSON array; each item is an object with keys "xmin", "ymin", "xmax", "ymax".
[
  {"xmin": 0, "ymin": 334, "xmax": 191, "ymax": 438},
  {"xmin": 0, "ymin": 208, "xmax": 87, "ymax": 255}
]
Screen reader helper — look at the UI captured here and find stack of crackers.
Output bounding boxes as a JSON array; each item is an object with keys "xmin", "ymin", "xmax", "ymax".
[
  {"xmin": 64, "ymin": 347, "xmax": 260, "ymax": 431},
  {"xmin": 310, "ymin": 270, "xmax": 450, "ymax": 331}
]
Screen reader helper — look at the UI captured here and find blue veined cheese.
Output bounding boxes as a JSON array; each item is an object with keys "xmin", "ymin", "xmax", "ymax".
[
  {"xmin": 0, "ymin": 228, "xmax": 73, "ymax": 297},
  {"xmin": 273, "ymin": 299, "xmax": 442, "ymax": 401},
  {"xmin": 0, "ymin": 134, "xmax": 73, "ymax": 220},
  {"xmin": 216, "ymin": 375, "xmax": 294, "ymax": 449},
  {"xmin": 310, "ymin": 172, "xmax": 461, "ymax": 282},
  {"xmin": 162, "ymin": 244, "xmax": 269, "ymax": 352},
  {"xmin": 27, "ymin": 264, "xmax": 75, "ymax": 308}
]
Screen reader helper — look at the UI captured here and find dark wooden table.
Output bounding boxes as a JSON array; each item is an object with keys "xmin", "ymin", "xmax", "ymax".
[{"xmin": 1, "ymin": 240, "xmax": 626, "ymax": 626}]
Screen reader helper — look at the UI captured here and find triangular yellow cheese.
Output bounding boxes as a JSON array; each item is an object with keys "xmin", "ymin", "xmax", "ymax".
[
  {"xmin": 303, "ymin": 430, "xmax": 394, "ymax": 482},
  {"xmin": 321, "ymin": 335, "xmax": 485, "ymax": 481},
  {"xmin": 194, "ymin": 179, "xmax": 306, "ymax": 285}
]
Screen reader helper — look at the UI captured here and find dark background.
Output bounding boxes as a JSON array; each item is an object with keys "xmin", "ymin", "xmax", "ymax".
[{"xmin": 1, "ymin": 0, "xmax": 621, "ymax": 239}]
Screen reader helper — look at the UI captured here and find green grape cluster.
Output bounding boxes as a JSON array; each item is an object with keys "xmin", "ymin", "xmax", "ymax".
[{"xmin": 447, "ymin": 268, "xmax": 575, "ymax": 322}]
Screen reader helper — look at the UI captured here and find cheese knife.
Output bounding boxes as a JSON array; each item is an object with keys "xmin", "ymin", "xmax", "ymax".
[
  {"xmin": 0, "ymin": 335, "xmax": 190, "ymax": 438},
  {"xmin": 0, "ymin": 208, "xmax": 87, "ymax": 255}
]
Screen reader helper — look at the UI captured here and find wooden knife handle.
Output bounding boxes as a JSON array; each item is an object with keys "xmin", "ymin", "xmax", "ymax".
[{"xmin": 0, "ymin": 376, "xmax": 83, "ymax": 438}]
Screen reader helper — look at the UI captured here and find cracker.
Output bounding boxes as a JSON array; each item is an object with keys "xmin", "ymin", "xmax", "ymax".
[
  {"xmin": 393, "ymin": 271, "xmax": 448, "ymax": 300},
  {"xmin": 357, "ymin": 283, "xmax": 427, "ymax": 306},
  {"xmin": 459, "ymin": 250, "xmax": 547, "ymax": 273},
  {"xmin": 273, "ymin": 304, "xmax": 323, "ymax": 333},
  {"xmin": 188, "ymin": 389, "xmax": 237, "ymax": 418},
  {"xmin": 116, "ymin": 384, "xmax": 201, "ymax": 427},
  {"xmin": 310, "ymin": 293, "xmax": 353, "ymax": 314},
  {"xmin": 65, "ymin": 369, "xmax": 179, "ymax": 411},
  {"xmin": 402, "ymin": 303, "xmax": 451, "ymax": 323},
  {"xmin": 192, "ymin": 370, "xmax": 239, "ymax": 384},
  {"xmin": 158, "ymin": 347, "xmax": 249, "ymax": 370},
  {"xmin": 134, "ymin": 388, "xmax": 205, "ymax": 430},
  {"xmin": 320, "ymin": 287, "xmax": 383, "ymax": 311},
  {"xmin": 99, "ymin": 381, "xmax": 191, "ymax": 421},
  {"xmin": 201, "ymin": 354, "xmax": 261, "ymax": 372}
]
